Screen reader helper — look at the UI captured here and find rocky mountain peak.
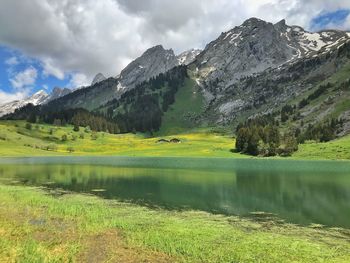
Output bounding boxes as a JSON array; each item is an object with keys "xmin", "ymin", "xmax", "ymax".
[
  {"xmin": 52, "ymin": 87, "xmax": 62, "ymax": 93},
  {"xmin": 30, "ymin": 90, "xmax": 49, "ymax": 103},
  {"xmin": 195, "ymin": 18, "xmax": 292, "ymax": 88},
  {"xmin": 45, "ymin": 87, "xmax": 71, "ymax": 103},
  {"xmin": 143, "ymin": 45, "xmax": 166, "ymax": 54},
  {"xmin": 91, "ymin": 73, "xmax": 107, "ymax": 86},
  {"xmin": 118, "ymin": 45, "xmax": 178, "ymax": 91},
  {"xmin": 0, "ymin": 86, "xmax": 75, "ymax": 117},
  {"xmin": 274, "ymin": 19, "xmax": 287, "ymax": 30},
  {"xmin": 193, "ymin": 17, "xmax": 350, "ymax": 93},
  {"xmin": 242, "ymin": 17, "xmax": 268, "ymax": 27},
  {"xmin": 177, "ymin": 49, "xmax": 202, "ymax": 65},
  {"xmin": 0, "ymin": 90, "xmax": 49, "ymax": 117}
]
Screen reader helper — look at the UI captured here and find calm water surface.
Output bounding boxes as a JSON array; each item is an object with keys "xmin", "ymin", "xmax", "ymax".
[{"xmin": 0, "ymin": 157, "xmax": 350, "ymax": 228}]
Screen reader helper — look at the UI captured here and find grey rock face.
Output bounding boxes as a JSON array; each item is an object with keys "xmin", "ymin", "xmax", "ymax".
[
  {"xmin": 189, "ymin": 17, "xmax": 350, "ymax": 127},
  {"xmin": 194, "ymin": 17, "xmax": 350, "ymax": 93},
  {"xmin": 207, "ymin": 39, "xmax": 350, "ymax": 125},
  {"xmin": 177, "ymin": 49, "xmax": 202, "ymax": 65},
  {"xmin": 119, "ymin": 45, "xmax": 178, "ymax": 91},
  {"xmin": 91, "ymin": 73, "xmax": 107, "ymax": 86},
  {"xmin": 44, "ymin": 87, "xmax": 71, "ymax": 103}
]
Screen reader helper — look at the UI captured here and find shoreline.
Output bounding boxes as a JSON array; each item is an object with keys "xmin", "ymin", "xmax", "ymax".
[
  {"xmin": 1, "ymin": 154, "xmax": 350, "ymax": 163},
  {"xmin": 1, "ymin": 184, "xmax": 350, "ymax": 262}
]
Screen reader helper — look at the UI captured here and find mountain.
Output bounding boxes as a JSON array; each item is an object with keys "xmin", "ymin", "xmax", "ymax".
[
  {"xmin": 44, "ymin": 87, "xmax": 71, "ymax": 103},
  {"xmin": 91, "ymin": 73, "xmax": 106, "ymax": 86},
  {"xmin": 0, "ymin": 90, "xmax": 48, "ymax": 117},
  {"xmin": 177, "ymin": 49, "xmax": 202, "ymax": 65},
  {"xmin": 193, "ymin": 18, "xmax": 350, "ymax": 91},
  {"xmin": 118, "ymin": 45, "xmax": 179, "ymax": 91},
  {"xmin": 0, "ymin": 45, "xmax": 177, "ymax": 115},
  {"xmin": 178, "ymin": 18, "xmax": 350, "ymax": 135},
  {"xmin": 0, "ymin": 87, "xmax": 72, "ymax": 117},
  {"xmin": 32, "ymin": 45, "xmax": 181, "ymax": 112},
  {"xmin": 3, "ymin": 17, "xmax": 350, "ymax": 138}
]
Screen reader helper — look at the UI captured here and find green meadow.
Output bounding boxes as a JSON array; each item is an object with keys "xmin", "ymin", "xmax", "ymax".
[
  {"xmin": 0, "ymin": 120, "xmax": 239, "ymax": 158},
  {"xmin": 293, "ymin": 137, "xmax": 350, "ymax": 160},
  {"xmin": 0, "ymin": 184, "xmax": 349, "ymax": 263},
  {"xmin": 1, "ymin": 120, "xmax": 350, "ymax": 160}
]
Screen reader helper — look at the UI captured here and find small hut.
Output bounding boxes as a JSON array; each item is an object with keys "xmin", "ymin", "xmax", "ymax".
[{"xmin": 170, "ymin": 138, "xmax": 181, "ymax": 143}]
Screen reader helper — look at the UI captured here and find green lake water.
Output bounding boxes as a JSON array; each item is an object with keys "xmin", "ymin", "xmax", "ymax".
[{"xmin": 0, "ymin": 157, "xmax": 350, "ymax": 228}]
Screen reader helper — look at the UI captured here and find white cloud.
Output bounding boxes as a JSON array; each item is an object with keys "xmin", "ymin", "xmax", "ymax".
[
  {"xmin": 9, "ymin": 66, "xmax": 38, "ymax": 90},
  {"xmin": 255, "ymin": 0, "xmax": 350, "ymax": 29},
  {"xmin": 344, "ymin": 15, "xmax": 350, "ymax": 29},
  {"xmin": 5, "ymin": 56, "xmax": 19, "ymax": 66},
  {"xmin": 42, "ymin": 58, "xmax": 65, "ymax": 80},
  {"xmin": 69, "ymin": 73, "xmax": 90, "ymax": 89},
  {"xmin": 0, "ymin": 0, "xmax": 144, "ymax": 83},
  {"xmin": 0, "ymin": 89, "xmax": 29, "ymax": 104},
  {"xmin": 0, "ymin": 0, "xmax": 350, "ymax": 86}
]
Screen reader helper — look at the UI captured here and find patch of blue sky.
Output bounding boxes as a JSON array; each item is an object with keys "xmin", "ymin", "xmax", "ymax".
[
  {"xmin": 0, "ymin": 45, "xmax": 70, "ymax": 95},
  {"xmin": 310, "ymin": 9, "xmax": 350, "ymax": 31}
]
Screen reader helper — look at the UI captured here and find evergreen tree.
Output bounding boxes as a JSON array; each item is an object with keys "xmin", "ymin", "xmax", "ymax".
[
  {"xmin": 25, "ymin": 123, "xmax": 32, "ymax": 130},
  {"xmin": 73, "ymin": 124, "xmax": 80, "ymax": 132}
]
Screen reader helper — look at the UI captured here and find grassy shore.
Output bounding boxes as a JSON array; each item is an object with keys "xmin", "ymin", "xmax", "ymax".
[
  {"xmin": 1, "ymin": 120, "xmax": 350, "ymax": 160},
  {"xmin": 293, "ymin": 136, "xmax": 350, "ymax": 160},
  {"xmin": 0, "ymin": 184, "xmax": 349, "ymax": 262}
]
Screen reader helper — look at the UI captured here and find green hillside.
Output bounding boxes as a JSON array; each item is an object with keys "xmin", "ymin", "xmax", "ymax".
[
  {"xmin": 294, "ymin": 62, "xmax": 350, "ymax": 124},
  {"xmin": 158, "ymin": 78, "xmax": 205, "ymax": 135}
]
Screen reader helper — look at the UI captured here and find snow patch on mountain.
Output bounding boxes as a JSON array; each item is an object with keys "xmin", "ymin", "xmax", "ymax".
[
  {"xmin": 177, "ymin": 49, "xmax": 202, "ymax": 65},
  {"xmin": 0, "ymin": 90, "xmax": 48, "ymax": 117},
  {"xmin": 0, "ymin": 87, "xmax": 73, "ymax": 117}
]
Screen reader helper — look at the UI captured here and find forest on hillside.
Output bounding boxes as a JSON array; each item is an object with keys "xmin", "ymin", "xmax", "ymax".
[{"xmin": 1, "ymin": 66, "xmax": 189, "ymax": 134}]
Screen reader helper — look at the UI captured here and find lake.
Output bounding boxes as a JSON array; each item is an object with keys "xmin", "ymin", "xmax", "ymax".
[{"xmin": 0, "ymin": 157, "xmax": 350, "ymax": 228}]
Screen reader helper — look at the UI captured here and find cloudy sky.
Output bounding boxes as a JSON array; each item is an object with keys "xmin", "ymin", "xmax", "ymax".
[{"xmin": 1, "ymin": 0, "xmax": 350, "ymax": 104}]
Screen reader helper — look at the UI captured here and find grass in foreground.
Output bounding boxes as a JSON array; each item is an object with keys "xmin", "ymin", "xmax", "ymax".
[{"xmin": 0, "ymin": 184, "xmax": 350, "ymax": 262}]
